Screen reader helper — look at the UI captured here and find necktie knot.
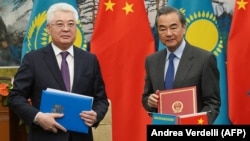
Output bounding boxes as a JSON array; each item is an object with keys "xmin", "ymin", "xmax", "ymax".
[
  {"xmin": 61, "ymin": 52, "xmax": 69, "ymax": 59},
  {"xmin": 169, "ymin": 53, "xmax": 175, "ymax": 60}
]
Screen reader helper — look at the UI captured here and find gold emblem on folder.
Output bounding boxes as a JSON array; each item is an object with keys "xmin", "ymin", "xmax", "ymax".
[{"xmin": 172, "ymin": 101, "xmax": 183, "ymax": 113}]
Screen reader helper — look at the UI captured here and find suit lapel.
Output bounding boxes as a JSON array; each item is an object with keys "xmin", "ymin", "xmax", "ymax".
[
  {"xmin": 155, "ymin": 50, "xmax": 167, "ymax": 90},
  {"xmin": 43, "ymin": 44, "xmax": 66, "ymax": 90},
  {"xmin": 71, "ymin": 47, "xmax": 81, "ymax": 91},
  {"xmin": 174, "ymin": 44, "xmax": 193, "ymax": 87}
]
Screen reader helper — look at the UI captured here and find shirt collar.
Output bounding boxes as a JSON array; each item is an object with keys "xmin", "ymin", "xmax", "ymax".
[
  {"xmin": 166, "ymin": 39, "xmax": 186, "ymax": 59},
  {"xmin": 51, "ymin": 43, "xmax": 74, "ymax": 57}
]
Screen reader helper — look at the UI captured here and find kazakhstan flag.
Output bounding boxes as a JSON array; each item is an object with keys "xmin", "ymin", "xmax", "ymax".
[
  {"xmin": 166, "ymin": 0, "xmax": 230, "ymax": 124},
  {"xmin": 21, "ymin": 0, "xmax": 87, "ymax": 59}
]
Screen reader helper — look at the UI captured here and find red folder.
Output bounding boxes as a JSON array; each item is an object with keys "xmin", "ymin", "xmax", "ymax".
[{"xmin": 158, "ymin": 86, "xmax": 197, "ymax": 115}]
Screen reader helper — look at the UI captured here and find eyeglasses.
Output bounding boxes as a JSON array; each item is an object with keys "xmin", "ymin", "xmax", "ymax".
[{"xmin": 50, "ymin": 22, "xmax": 76, "ymax": 29}]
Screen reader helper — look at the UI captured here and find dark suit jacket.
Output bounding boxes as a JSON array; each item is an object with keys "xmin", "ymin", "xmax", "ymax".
[
  {"xmin": 8, "ymin": 43, "xmax": 109, "ymax": 141},
  {"xmin": 142, "ymin": 42, "xmax": 220, "ymax": 124}
]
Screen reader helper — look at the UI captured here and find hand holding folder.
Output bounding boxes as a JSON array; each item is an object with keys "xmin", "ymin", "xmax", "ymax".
[{"xmin": 40, "ymin": 88, "xmax": 94, "ymax": 133}]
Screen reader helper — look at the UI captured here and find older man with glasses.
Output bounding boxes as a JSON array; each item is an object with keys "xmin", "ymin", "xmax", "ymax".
[{"xmin": 8, "ymin": 2, "xmax": 109, "ymax": 141}]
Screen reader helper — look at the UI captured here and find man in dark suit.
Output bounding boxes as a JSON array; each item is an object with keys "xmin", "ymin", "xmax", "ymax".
[
  {"xmin": 142, "ymin": 6, "xmax": 220, "ymax": 124},
  {"xmin": 8, "ymin": 3, "xmax": 109, "ymax": 141}
]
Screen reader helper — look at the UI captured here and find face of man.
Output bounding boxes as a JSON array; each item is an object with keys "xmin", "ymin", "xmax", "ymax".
[
  {"xmin": 157, "ymin": 12, "xmax": 186, "ymax": 52},
  {"xmin": 46, "ymin": 11, "xmax": 77, "ymax": 50}
]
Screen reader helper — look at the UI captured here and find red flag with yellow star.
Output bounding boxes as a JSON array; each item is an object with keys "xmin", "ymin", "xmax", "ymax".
[
  {"xmin": 90, "ymin": 0, "xmax": 155, "ymax": 141},
  {"xmin": 178, "ymin": 112, "xmax": 208, "ymax": 125},
  {"xmin": 227, "ymin": 0, "xmax": 250, "ymax": 124}
]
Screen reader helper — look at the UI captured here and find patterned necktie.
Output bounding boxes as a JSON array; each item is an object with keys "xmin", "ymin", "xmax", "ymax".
[
  {"xmin": 165, "ymin": 53, "xmax": 176, "ymax": 89},
  {"xmin": 60, "ymin": 52, "xmax": 70, "ymax": 92}
]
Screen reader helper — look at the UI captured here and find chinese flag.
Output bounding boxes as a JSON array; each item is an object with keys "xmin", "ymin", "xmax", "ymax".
[
  {"xmin": 227, "ymin": 0, "xmax": 250, "ymax": 124},
  {"xmin": 90, "ymin": 0, "xmax": 155, "ymax": 141},
  {"xmin": 178, "ymin": 112, "xmax": 208, "ymax": 125}
]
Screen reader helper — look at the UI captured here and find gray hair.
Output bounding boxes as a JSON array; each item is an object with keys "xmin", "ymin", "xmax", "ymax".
[
  {"xmin": 47, "ymin": 2, "xmax": 79, "ymax": 24},
  {"xmin": 155, "ymin": 6, "xmax": 186, "ymax": 27}
]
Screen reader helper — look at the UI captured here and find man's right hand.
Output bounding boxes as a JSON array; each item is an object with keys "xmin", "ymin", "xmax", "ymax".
[
  {"xmin": 148, "ymin": 90, "xmax": 159, "ymax": 108},
  {"xmin": 35, "ymin": 112, "xmax": 67, "ymax": 133}
]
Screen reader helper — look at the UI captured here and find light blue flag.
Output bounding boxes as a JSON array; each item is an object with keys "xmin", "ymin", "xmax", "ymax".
[
  {"xmin": 21, "ymin": 0, "xmax": 87, "ymax": 59},
  {"xmin": 165, "ymin": 0, "xmax": 230, "ymax": 124}
]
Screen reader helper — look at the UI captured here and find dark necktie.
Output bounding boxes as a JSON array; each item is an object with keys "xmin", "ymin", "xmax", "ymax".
[
  {"xmin": 165, "ymin": 53, "xmax": 176, "ymax": 89},
  {"xmin": 60, "ymin": 52, "xmax": 70, "ymax": 92}
]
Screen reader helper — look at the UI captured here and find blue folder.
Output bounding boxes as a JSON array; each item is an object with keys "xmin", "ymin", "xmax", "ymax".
[{"xmin": 40, "ymin": 88, "xmax": 93, "ymax": 133}]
